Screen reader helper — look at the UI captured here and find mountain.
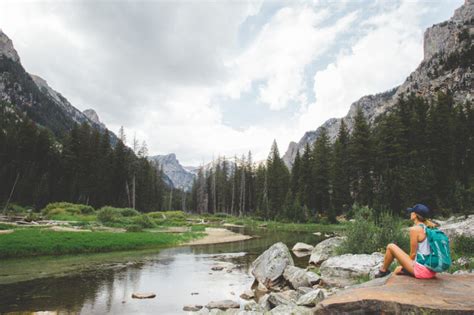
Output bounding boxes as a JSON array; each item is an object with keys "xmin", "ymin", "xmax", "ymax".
[
  {"xmin": 0, "ymin": 29, "xmax": 118, "ymax": 143},
  {"xmin": 283, "ymin": 0, "xmax": 473, "ymax": 167},
  {"xmin": 148, "ymin": 154, "xmax": 196, "ymax": 191}
]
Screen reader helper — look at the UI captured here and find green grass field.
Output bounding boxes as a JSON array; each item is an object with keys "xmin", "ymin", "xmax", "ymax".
[{"xmin": 0, "ymin": 229, "xmax": 203, "ymax": 259}]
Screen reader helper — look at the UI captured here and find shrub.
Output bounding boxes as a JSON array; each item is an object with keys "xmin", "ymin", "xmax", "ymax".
[
  {"xmin": 148, "ymin": 212, "xmax": 167, "ymax": 219},
  {"xmin": 97, "ymin": 206, "xmax": 122, "ymax": 223},
  {"xmin": 133, "ymin": 214, "xmax": 155, "ymax": 228},
  {"xmin": 161, "ymin": 210, "xmax": 186, "ymax": 219},
  {"xmin": 453, "ymin": 235, "xmax": 474, "ymax": 256},
  {"xmin": 42, "ymin": 202, "xmax": 94, "ymax": 217},
  {"xmin": 3, "ymin": 203, "xmax": 29, "ymax": 214},
  {"xmin": 120, "ymin": 208, "xmax": 140, "ymax": 217},
  {"xmin": 339, "ymin": 206, "xmax": 409, "ymax": 254}
]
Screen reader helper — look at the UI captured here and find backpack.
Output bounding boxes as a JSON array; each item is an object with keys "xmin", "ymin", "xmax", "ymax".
[{"xmin": 416, "ymin": 224, "xmax": 452, "ymax": 272}]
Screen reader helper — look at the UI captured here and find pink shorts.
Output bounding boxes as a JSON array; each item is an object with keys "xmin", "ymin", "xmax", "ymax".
[{"xmin": 413, "ymin": 262, "xmax": 437, "ymax": 279}]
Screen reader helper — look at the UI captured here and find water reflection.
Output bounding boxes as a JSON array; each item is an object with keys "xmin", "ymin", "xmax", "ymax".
[{"xmin": 0, "ymin": 227, "xmax": 326, "ymax": 314}]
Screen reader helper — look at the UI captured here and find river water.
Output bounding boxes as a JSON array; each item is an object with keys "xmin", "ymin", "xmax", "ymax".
[{"xmin": 0, "ymin": 227, "xmax": 326, "ymax": 314}]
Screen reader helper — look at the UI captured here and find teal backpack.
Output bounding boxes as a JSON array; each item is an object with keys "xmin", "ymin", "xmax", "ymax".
[{"xmin": 416, "ymin": 224, "xmax": 452, "ymax": 272}]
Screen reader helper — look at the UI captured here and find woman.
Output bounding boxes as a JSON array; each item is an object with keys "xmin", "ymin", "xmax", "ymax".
[{"xmin": 375, "ymin": 204, "xmax": 437, "ymax": 279}]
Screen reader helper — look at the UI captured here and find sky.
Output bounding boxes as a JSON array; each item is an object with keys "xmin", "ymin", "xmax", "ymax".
[{"xmin": 0, "ymin": 0, "xmax": 463, "ymax": 166}]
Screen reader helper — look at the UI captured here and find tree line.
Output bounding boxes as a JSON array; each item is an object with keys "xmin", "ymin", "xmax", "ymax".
[
  {"xmin": 0, "ymin": 102, "xmax": 175, "ymax": 212},
  {"xmin": 190, "ymin": 92, "xmax": 474, "ymax": 221}
]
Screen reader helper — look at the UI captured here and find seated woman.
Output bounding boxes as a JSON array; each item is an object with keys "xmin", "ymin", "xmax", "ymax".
[{"xmin": 375, "ymin": 204, "xmax": 437, "ymax": 279}]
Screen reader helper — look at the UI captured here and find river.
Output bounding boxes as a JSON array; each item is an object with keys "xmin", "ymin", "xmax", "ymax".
[{"xmin": 0, "ymin": 227, "xmax": 327, "ymax": 314}]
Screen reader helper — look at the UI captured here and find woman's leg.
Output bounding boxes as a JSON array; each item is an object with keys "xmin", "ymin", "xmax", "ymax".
[{"xmin": 381, "ymin": 243, "xmax": 415, "ymax": 274}]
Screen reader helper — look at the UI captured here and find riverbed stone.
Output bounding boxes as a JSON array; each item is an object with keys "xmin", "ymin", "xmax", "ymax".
[
  {"xmin": 258, "ymin": 294, "xmax": 271, "ymax": 311},
  {"xmin": 206, "ymin": 300, "xmax": 240, "ymax": 310},
  {"xmin": 292, "ymin": 242, "xmax": 314, "ymax": 252},
  {"xmin": 296, "ymin": 287, "xmax": 314, "ymax": 295},
  {"xmin": 250, "ymin": 242, "xmax": 294, "ymax": 289},
  {"xmin": 240, "ymin": 290, "xmax": 255, "ymax": 300},
  {"xmin": 320, "ymin": 253, "xmax": 383, "ymax": 287},
  {"xmin": 131, "ymin": 292, "xmax": 156, "ymax": 299},
  {"xmin": 243, "ymin": 300, "xmax": 264, "ymax": 312},
  {"xmin": 296, "ymin": 289, "xmax": 325, "ymax": 307},
  {"xmin": 268, "ymin": 290, "xmax": 298, "ymax": 307},
  {"xmin": 309, "ymin": 237, "xmax": 344, "ymax": 266},
  {"xmin": 283, "ymin": 266, "xmax": 321, "ymax": 289},
  {"xmin": 183, "ymin": 304, "xmax": 203, "ymax": 311},
  {"xmin": 439, "ymin": 214, "xmax": 474, "ymax": 238},
  {"xmin": 315, "ymin": 273, "xmax": 474, "ymax": 314},
  {"xmin": 269, "ymin": 304, "xmax": 313, "ymax": 315}
]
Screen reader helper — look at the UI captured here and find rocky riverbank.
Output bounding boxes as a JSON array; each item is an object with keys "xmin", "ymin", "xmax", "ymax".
[{"xmin": 188, "ymin": 215, "xmax": 474, "ymax": 314}]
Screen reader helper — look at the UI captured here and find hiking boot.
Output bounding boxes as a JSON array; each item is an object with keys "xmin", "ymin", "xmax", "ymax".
[{"xmin": 374, "ymin": 269, "xmax": 391, "ymax": 278}]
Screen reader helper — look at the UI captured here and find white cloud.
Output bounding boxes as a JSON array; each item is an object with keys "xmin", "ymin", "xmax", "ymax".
[
  {"xmin": 224, "ymin": 6, "xmax": 357, "ymax": 110},
  {"xmin": 299, "ymin": 0, "xmax": 427, "ymax": 132}
]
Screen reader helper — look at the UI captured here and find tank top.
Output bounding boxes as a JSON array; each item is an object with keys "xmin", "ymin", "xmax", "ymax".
[{"xmin": 417, "ymin": 224, "xmax": 431, "ymax": 256}]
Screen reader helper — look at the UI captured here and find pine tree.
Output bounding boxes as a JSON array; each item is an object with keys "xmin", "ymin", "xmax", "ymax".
[
  {"xmin": 312, "ymin": 128, "xmax": 331, "ymax": 216},
  {"xmin": 331, "ymin": 120, "xmax": 351, "ymax": 214},
  {"xmin": 350, "ymin": 108, "xmax": 374, "ymax": 207}
]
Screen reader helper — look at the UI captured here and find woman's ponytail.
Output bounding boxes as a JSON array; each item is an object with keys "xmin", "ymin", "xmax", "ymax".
[{"xmin": 416, "ymin": 213, "xmax": 438, "ymax": 228}]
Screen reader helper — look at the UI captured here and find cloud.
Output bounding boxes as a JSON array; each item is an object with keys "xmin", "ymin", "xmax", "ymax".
[
  {"xmin": 224, "ymin": 5, "xmax": 358, "ymax": 110},
  {"xmin": 298, "ymin": 0, "xmax": 428, "ymax": 132},
  {"xmin": 0, "ymin": 0, "xmax": 464, "ymax": 165}
]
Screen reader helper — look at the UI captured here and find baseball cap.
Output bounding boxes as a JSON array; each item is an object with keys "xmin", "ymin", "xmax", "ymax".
[{"xmin": 406, "ymin": 204, "xmax": 430, "ymax": 217}]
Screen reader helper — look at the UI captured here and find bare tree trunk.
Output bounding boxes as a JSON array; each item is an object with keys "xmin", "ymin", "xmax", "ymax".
[
  {"xmin": 125, "ymin": 180, "xmax": 131, "ymax": 207},
  {"xmin": 239, "ymin": 170, "xmax": 245, "ymax": 217},
  {"xmin": 169, "ymin": 189, "xmax": 173, "ymax": 210},
  {"xmin": 132, "ymin": 173, "xmax": 136, "ymax": 209},
  {"xmin": 3, "ymin": 172, "xmax": 20, "ymax": 213}
]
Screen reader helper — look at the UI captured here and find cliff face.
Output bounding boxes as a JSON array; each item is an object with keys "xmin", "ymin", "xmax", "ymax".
[
  {"xmin": 283, "ymin": 0, "xmax": 473, "ymax": 168},
  {"xmin": 0, "ymin": 30, "xmax": 117, "ymax": 143},
  {"xmin": 149, "ymin": 154, "xmax": 196, "ymax": 191}
]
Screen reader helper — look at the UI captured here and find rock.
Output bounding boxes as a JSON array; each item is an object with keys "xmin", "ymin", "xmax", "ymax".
[
  {"xmin": 313, "ymin": 232, "xmax": 322, "ymax": 236},
  {"xmin": 268, "ymin": 290, "xmax": 298, "ymax": 307},
  {"xmin": 456, "ymin": 257, "xmax": 471, "ymax": 267},
  {"xmin": 309, "ymin": 237, "xmax": 345, "ymax": 266},
  {"xmin": 240, "ymin": 290, "xmax": 255, "ymax": 300},
  {"xmin": 269, "ymin": 304, "xmax": 313, "ymax": 315},
  {"xmin": 251, "ymin": 280, "xmax": 269, "ymax": 301},
  {"xmin": 131, "ymin": 292, "xmax": 156, "ymax": 299},
  {"xmin": 315, "ymin": 273, "xmax": 474, "ymax": 314},
  {"xmin": 183, "ymin": 304, "xmax": 203, "ymax": 311},
  {"xmin": 243, "ymin": 300, "xmax": 264, "ymax": 312},
  {"xmin": 211, "ymin": 266, "xmax": 224, "ymax": 271},
  {"xmin": 283, "ymin": 266, "xmax": 321, "ymax": 289},
  {"xmin": 250, "ymin": 242, "xmax": 294, "ymax": 289},
  {"xmin": 440, "ymin": 215, "xmax": 474, "ymax": 238},
  {"xmin": 296, "ymin": 287, "xmax": 314, "ymax": 295},
  {"xmin": 206, "ymin": 300, "xmax": 240, "ymax": 310},
  {"xmin": 292, "ymin": 242, "xmax": 314, "ymax": 252},
  {"xmin": 296, "ymin": 289, "xmax": 325, "ymax": 307},
  {"xmin": 258, "ymin": 294, "xmax": 271, "ymax": 311},
  {"xmin": 453, "ymin": 269, "xmax": 474, "ymax": 275},
  {"xmin": 320, "ymin": 253, "xmax": 384, "ymax": 287}
]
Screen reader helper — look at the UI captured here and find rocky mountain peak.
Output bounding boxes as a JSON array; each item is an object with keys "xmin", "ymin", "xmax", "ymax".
[
  {"xmin": 148, "ymin": 154, "xmax": 195, "ymax": 191},
  {"xmin": 282, "ymin": 0, "xmax": 473, "ymax": 168},
  {"xmin": 83, "ymin": 108, "xmax": 105, "ymax": 128},
  {"xmin": 0, "ymin": 29, "xmax": 20, "ymax": 62}
]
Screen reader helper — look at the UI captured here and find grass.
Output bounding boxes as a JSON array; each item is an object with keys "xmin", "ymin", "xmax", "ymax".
[{"xmin": 0, "ymin": 228, "xmax": 203, "ymax": 259}]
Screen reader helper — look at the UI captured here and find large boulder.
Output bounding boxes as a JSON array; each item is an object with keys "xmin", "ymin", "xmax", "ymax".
[
  {"xmin": 309, "ymin": 237, "xmax": 344, "ymax": 266},
  {"xmin": 205, "ymin": 300, "xmax": 240, "ymax": 310},
  {"xmin": 269, "ymin": 304, "xmax": 313, "ymax": 315},
  {"xmin": 320, "ymin": 253, "xmax": 384, "ymax": 287},
  {"xmin": 296, "ymin": 289, "xmax": 325, "ymax": 307},
  {"xmin": 250, "ymin": 242, "xmax": 294, "ymax": 289},
  {"xmin": 292, "ymin": 242, "xmax": 314, "ymax": 252},
  {"xmin": 315, "ymin": 274, "xmax": 474, "ymax": 314},
  {"xmin": 440, "ymin": 214, "xmax": 474, "ymax": 238},
  {"xmin": 268, "ymin": 290, "xmax": 299, "ymax": 308},
  {"xmin": 283, "ymin": 266, "xmax": 321, "ymax": 289}
]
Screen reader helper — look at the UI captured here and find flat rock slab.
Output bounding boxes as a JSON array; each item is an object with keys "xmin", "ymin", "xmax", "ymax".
[
  {"xmin": 0, "ymin": 229, "xmax": 14, "ymax": 234},
  {"xmin": 132, "ymin": 292, "xmax": 156, "ymax": 299},
  {"xmin": 315, "ymin": 274, "xmax": 474, "ymax": 314}
]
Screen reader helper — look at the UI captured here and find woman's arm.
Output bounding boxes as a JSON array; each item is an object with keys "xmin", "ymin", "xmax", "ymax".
[{"xmin": 409, "ymin": 227, "xmax": 419, "ymax": 260}]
